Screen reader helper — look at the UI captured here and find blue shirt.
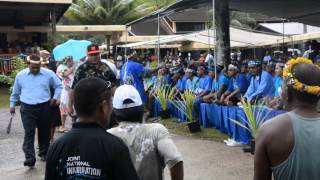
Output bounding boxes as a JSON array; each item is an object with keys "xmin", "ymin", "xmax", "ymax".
[
  {"xmin": 274, "ymin": 76, "xmax": 283, "ymax": 97},
  {"xmin": 10, "ymin": 68, "xmax": 62, "ymax": 108},
  {"xmin": 246, "ymin": 73, "xmax": 253, "ymax": 83},
  {"xmin": 195, "ymin": 75, "xmax": 212, "ymax": 94},
  {"xmin": 177, "ymin": 76, "xmax": 188, "ymax": 92},
  {"xmin": 211, "ymin": 73, "xmax": 229, "ymax": 92},
  {"xmin": 244, "ymin": 71, "xmax": 275, "ymax": 101},
  {"xmin": 186, "ymin": 76, "xmax": 200, "ymax": 93},
  {"xmin": 120, "ymin": 60, "xmax": 149, "ymax": 103},
  {"xmin": 227, "ymin": 73, "xmax": 249, "ymax": 94}
]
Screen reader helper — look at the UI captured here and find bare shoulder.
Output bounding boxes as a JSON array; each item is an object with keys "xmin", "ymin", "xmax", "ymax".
[{"xmin": 257, "ymin": 113, "xmax": 292, "ymax": 144}]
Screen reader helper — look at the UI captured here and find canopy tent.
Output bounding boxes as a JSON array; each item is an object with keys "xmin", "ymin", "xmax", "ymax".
[
  {"xmin": 118, "ymin": 27, "xmax": 283, "ymax": 48},
  {"xmin": 127, "ymin": 0, "xmax": 320, "ymax": 27}
]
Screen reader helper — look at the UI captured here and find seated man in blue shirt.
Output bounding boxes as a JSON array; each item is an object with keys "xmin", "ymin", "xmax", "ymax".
[
  {"xmin": 193, "ymin": 65, "xmax": 212, "ymax": 120},
  {"xmin": 185, "ymin": 67, "xmax": 200, "ymax": 93},
  {"xmin": 203, "ymin": 66, "xmax": 229, "ymax": 103},
  {"xmin": 244, "ymin": 60, "xmax": 275, "ymax": 103},
  {"xmin": 171, "ymin": 68, "xmax": 187, "ymax": 99},
  {"xmin": 220, "ymin": 64, "xmax": 248, "ymax": 106}
]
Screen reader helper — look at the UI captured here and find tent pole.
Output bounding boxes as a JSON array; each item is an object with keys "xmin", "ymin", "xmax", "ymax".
[
  {"xmin": 157, "ymin": 13, "xmax": 160, "ymax": 66},
  {"xmin": 213, "ymin": 0, "xmax": 218, "ymax": 97},
  {"xmin": 125, "ymin": 26, "xmax": 128, "ymax": 61}
]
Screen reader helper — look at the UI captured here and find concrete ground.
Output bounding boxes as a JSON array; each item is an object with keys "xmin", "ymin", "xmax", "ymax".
[{"xmin": 0, "ymin": 108, "xmax": 253, "ymax": 180}]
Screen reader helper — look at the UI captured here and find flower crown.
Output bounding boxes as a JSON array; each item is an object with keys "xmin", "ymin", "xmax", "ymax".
[{"xmin": 283, "ymin": 57, "xmax": 320, "ymax": 96}]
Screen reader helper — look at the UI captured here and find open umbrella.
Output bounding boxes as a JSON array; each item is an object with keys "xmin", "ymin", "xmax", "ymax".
[{"xmin": 53, "ymin": 39, "xmax": 92, "ymax": 61}]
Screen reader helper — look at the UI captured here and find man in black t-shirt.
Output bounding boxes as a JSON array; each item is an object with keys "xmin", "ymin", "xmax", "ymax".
[{"xmin": 45, "ymin": 77, "xmax": 139, "ymax": 180}]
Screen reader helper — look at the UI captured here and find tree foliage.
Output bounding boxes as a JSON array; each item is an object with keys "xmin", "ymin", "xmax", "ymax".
[
  {"xmin": 65, "ymin": 0, "xmax": 149, "ymax": 25},
  {"xmin": 0, "ymin": 57, "xmax": 27, "ymax": 92}
]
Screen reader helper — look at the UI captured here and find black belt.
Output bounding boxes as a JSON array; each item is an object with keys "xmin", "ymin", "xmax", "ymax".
[{"xmin": 21, "ymin": 101, "xmax": 49, "ymax": 107}]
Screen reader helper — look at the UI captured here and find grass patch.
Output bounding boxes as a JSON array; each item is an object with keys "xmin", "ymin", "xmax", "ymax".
[
  {"xmin": 159, "ymin": 118, "xmax": 229, "ymax": 143},
  {"xmin": 0, "ymin": 88, "xmax": 10, "ymax": 108}
]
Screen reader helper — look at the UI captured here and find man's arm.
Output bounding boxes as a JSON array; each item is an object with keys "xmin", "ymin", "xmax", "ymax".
[
  {"xmin": 156, "ymin": 125, "xmax": 184, "ymax": 180},
  {"xmin": 244, "ymin": 78, "xmax": 255, "ymax": 101},
  {"xmin": 170, "ymin": 161, "xmax": 184, "ymax": 180},
  {"xmin": 50, "ymin": 73, "xmax": 63, "ymax": 101},
  {"xmin": 226, "ymin": 89, "xmax": 240, "ymax": 100},
  {"xmin": 9, "ymin": 76, "xmax": 21, "ymax": 114},
  {"xmin": 254, "ymin": 126, "xmax": 272, "ymax": 180}
]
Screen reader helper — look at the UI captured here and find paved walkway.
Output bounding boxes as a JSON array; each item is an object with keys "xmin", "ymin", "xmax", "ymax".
[{"xmin": 0, "ymin": 108, "xmax": 253, "ymax": 180}]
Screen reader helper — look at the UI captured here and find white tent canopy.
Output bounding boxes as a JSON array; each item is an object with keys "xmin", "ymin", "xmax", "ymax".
[{"xmin": 118, "ymin": 27, "xmax": 283, "ymax": 48}]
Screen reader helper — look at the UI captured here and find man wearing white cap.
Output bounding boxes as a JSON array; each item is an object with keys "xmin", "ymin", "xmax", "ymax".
[{"xmin": 108, "ymin": 85, "xmax": 184, "ymax": 180}]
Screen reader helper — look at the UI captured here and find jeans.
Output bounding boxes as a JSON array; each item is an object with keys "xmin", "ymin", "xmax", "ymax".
[
  {"xmin": 20, "ymin": 102, "xmax": 50, "ymax": 161},
  {"xmin": 193, "ymin": 96, "xmax": 204, "ymax": 121}
]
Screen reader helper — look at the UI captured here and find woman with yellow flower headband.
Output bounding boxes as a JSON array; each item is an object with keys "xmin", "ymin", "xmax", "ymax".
[{"xmin": 254, "ymin": 58, "xmax": 320, "ymax": 180}]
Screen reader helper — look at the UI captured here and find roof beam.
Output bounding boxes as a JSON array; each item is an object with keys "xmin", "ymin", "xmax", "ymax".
[
  {"xmin": 56, "ymin": 25, "xmax": 127, "ymax": 33},
  {"xmin": 0, "ymin": 0, "xmax": 72, "ymax": 4}
]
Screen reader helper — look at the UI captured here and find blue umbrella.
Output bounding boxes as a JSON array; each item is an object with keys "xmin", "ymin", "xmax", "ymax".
[{"xmin": 53, "ymin": 39, "xmax": 92, "ymax": 61}]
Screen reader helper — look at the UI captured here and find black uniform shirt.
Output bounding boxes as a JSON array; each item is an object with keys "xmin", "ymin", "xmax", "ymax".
[{"xmin": 45, "ymin": 122, "xmax": 139, "ymax": 180}]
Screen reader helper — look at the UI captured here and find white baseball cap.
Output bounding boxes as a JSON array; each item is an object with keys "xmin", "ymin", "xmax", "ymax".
[{"xmin": 113, "ymin": 85, "xmax": 143, "ymax": 109}]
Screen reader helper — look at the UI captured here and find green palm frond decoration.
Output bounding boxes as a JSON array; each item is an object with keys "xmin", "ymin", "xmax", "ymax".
[
  {"xmin": 171, "ymin": 90, "xmax": 196, "ymax": 122},
  {"xmin": 153, "ymin": 85, "xmax": 176, "ymax": 111},
  {"xmin": 230, "ymin": 98, "xmax": 270, "ymax": 139}
]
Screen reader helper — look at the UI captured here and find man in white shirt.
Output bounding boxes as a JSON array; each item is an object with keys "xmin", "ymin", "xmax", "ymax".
[{"xmin": 108, "ymin": 85, "xmax": 184, "ymax": 180}]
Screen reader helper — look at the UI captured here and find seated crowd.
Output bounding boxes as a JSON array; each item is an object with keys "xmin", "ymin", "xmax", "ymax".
[{"xmin": 144, "ymin": 55, "xmax": 302, "ymax": 121}]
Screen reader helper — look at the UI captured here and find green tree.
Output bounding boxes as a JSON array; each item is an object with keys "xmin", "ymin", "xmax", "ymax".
[
  {"xmin": 65, "ymin": 0, "xmax": 148, "ymax": 25},
  {"xmin": 230, "ymin": 11, "xmax": 256, "ymax": 29},
  {"xmin": 136, "ymin": 0, "xmax": 176, "ymax": 11}
]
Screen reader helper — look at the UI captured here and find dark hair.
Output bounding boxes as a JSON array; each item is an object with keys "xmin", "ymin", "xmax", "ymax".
[
  {"xmin": 74, "ymin": 77, "xmax": 112, "ymax": 117},
  {"xmin": 113, "ymin": 106, "xmax": 144, "ymax": 123},
  {"xmin": 288, "ymin": 63, "xmax": 320, "ymax": 103}
]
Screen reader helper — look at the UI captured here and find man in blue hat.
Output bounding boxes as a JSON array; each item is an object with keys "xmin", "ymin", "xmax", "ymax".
[{"xmin": 244, "ymin": 60, "xmax": 275, "ymax": 103}]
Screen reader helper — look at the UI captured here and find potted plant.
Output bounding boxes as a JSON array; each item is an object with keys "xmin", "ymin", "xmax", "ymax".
[
  {"xmin": 171, "ymin": 90, "xmax": 201, "ymax": 133},
  {"xmin": 230, "ymin": 98, "xmax": 270, "ymax": 154},
  {"xmin": 153, "ymin": 85, "xmax": 176, "ymax": 119}
]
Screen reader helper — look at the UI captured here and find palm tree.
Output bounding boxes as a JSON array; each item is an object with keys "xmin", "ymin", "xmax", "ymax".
[
  {"xmin": 65, "ymin": 0, "xmax": 148, "ymax": 25},
  {"xmin": 137, "ymin": 0, "xmax": 176, "ymax": 11}
]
